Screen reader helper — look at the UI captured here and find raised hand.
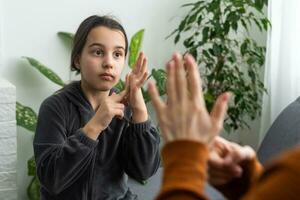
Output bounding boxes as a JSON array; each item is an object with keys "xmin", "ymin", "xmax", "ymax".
[
  {"xmin": 126, "ymin": 52, "xmax": 149, "ymax": 123},
  {"xmin": 148, "ymin": 52, "xmax": 230, "ymax": 144},
  {"xmin": 208, "ymin": 136, "xmax": 256, "ymax": 186}
]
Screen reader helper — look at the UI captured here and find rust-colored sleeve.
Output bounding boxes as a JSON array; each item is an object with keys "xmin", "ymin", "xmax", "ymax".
[
  {"xmin": 155, "ymin": 139, "xmax": 300, "ymax": 200},
  {"xmin": 241, "ymin": 147, "xmax": 300, "ymax": 200},
  {"xmin": 214, "ymin": 157, "xmax": 263, "ymax": 200},
  {"xmin": 155, "ymin": 140, "xmax": 210, "ymax": 200}
]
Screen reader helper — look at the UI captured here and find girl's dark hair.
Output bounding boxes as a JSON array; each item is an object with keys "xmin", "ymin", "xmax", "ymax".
[{"xmin": 70, "ymin": 15, "xmax": 128, "ymax": 73}]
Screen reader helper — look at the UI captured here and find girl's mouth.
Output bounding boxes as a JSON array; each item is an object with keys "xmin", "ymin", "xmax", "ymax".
[{"xmin": 99, "ymin": 73, "xmax": 114, "ymax": 81}]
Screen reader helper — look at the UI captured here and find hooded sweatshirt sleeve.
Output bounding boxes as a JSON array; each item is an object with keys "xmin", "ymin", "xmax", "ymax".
[
  {"xmin": 119, "ymin": 118, "xmax": 161, "ymax": 182},
  {"xmin": 33, "ymin": 96, "xmax": 98, "ymax": 195}
]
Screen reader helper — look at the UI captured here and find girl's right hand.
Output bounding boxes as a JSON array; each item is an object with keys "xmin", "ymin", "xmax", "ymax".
[{"xmin": 83, "ymin": 90, "xmax": 127, "ymax": 140}]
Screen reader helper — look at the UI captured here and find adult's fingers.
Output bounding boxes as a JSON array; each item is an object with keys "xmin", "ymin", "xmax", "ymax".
[
  {"xmin": 148, "ymin": 81, "xmax": 173, "ymax": 142},
  {"xmin": 228, "ymin": 143, "xmax": 256, "ymax": 164},
  {"xmin": 166, "ymin": 60, "xmax": 176, "ymax": 106},
  {"xmin": 208, "ymin": 151, "xmax": 227, "ymax": 169},
  {"xmin": 210, "ymin": 92, "xmax": 231, "ymax": 133},
  {"xmin": 208, "ymin": 161, "xmax": 242, "ymax": 186},
  {"xmin": 173, "ymin": 53, "xmax": 188, "ymax": 102},
  {"xmin": 148, "ymin": 81, "xmax": 164, "ymax": 115},
  {"xmin": 208, "ymin": 170, "xmax": 235, "ymax": 186},
  {"xmin": 184, "ymin": 54, "xmax": 204, "ymax": 106}
]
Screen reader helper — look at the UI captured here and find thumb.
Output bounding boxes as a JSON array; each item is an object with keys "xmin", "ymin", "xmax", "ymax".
[{"xmin": 210, "ymin": 92, "xmax": 231, "ymax": 133}]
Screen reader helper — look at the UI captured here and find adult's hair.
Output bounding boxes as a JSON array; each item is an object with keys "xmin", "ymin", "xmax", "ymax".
[{"xmin": 70, "ymin": 15, "xmax": 128, "ymax": 73}]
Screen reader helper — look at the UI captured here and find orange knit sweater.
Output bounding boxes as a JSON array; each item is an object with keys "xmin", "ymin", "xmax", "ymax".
[{"xmin": 155, "ymin": 140, "xmax": 300, "ymax": 200}]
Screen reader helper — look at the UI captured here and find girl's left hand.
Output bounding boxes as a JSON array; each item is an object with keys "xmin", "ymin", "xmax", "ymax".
[{"xmin": 125, "ymin": 52, "xmax": 149, "ymax": 123}]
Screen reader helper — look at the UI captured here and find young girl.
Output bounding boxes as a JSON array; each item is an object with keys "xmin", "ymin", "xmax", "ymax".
[{"xmin": 33, "ymin": 15, "xmax": 161, "ymax": 200}]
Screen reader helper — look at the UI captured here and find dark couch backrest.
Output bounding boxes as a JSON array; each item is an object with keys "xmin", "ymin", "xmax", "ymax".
[{"xmin": 257, "ymin": 97, "xmax": 300, "ymax": 164}]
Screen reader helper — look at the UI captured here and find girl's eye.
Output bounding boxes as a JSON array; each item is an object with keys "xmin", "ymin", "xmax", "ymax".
[
  {"xmin": 94, "ymin": 49, "xmax": 104, "ymax": 56},
  {"xmin": 113, "ymin": 51, "xmax": 123, "ymax": 58}
]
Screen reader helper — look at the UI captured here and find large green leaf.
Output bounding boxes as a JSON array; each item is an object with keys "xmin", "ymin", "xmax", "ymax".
[
  {"xmin": 16, "ymin": 102, "xmax": 37, "ymax": 132},
  {"xmin": 254, "ymin": 0, "xmax": 264, "ymax": 10},
  {"xmin": 57, "ymin": 31, "xmax": 74, "ymax": 51},
  {"xmin": 114, "ymin": 79, "xmax": 125, "ymax": 92},
  {"xmin": 57, "ymin": 31, "xmax": 74, "ymax": 45},
  {"xmin": 151, "ymin": 68, "xmax": 167, "ymax": 98},
  {"xmin": 27, "ymin": 176, "xmax": 40, "ymax": 200},
  {"xmin": 141, "ymin": 87, "xmax": 151, "ymax": 103},
  {"xmin": 23, "ymin": 57, "xmax": 65, "ymax": 87},
  {"xmin": 128, "ymin": 29, "xmax": 145, "ymax": 69},
  {"xmin": 27, "ymin": 156, "xmax": 36, "ymax": 176}
]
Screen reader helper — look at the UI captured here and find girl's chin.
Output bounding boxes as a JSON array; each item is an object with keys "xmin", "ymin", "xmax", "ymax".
[
  {"xmin": 95, "ymin": 82, "xmax": 117, "ymax": 91},
  {"xmin": 83, "ymin": 79, "xmax": 119, "ymax": 91}
]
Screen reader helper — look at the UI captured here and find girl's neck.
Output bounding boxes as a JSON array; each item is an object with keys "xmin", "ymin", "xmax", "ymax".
[{"xmin": 80, "ymin": 81, "xmax": 110, "ymax": 111}]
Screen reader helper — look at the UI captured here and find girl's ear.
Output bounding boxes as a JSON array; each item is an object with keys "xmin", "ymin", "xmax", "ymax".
[{"xmin": 74, "ymin": 56, "xmax": 81, "ymax": 70}]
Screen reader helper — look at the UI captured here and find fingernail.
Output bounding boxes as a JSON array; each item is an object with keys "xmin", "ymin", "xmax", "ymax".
[
  {"xmin": 173, "ymin": 52, "xmax": 180, "ymax": 59},
  {"xmin": 222, "ymin": 92, "xmax": 231, "ymax": 102}
]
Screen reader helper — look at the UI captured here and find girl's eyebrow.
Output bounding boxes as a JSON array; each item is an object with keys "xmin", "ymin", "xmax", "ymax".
[{"xmin": 88, "ymin": 43, "xmax": 125, "ymax": 51}]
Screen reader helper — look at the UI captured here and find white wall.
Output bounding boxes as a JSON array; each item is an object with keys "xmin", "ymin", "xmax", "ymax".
[
  {"xmin": 0, "ymin": 0, "xmax": 3, "ymax": 73},
  {"xmin": 0, "ymin": 0, "xmax": 187, "ymax": 199},
  {"xmin": 0, "ymin": 0, "xmax": 267, "ymax": 199}
]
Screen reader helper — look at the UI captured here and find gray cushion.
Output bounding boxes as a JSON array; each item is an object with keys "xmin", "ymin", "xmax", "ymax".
[
  {"xmin": 128, "ymin": 168, "xmax": 162, "ymax": 200},
  {"xmin": 128, "ymin": 167, "xmax": 226, "ymax": 200},
  {"xmin": 258, "ymin": 96, "xmax": 300, "ymax": 164}
]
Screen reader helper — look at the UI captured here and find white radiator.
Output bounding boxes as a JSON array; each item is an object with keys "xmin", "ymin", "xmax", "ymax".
[{"xmin": 0, "ymin": 79, "xmax": 17, "ymax": 200}]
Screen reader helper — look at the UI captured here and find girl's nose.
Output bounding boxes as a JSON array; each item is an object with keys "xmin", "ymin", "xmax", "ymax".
[{"xmin": 102, "ymin": 55, "xmax": 113, "ymax": 69}]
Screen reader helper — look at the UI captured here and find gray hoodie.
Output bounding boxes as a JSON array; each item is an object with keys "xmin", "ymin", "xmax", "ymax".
[{"xmin": 33, "ymin": 81, "xmax": 161, "ymax": 200}]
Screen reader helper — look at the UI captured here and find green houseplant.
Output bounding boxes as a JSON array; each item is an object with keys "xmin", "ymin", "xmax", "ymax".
[
  {"xmin": 16, "ymin": 29, "xmax": 166, "ymax": 200},
  {"xmin": 168, "ymin": 0, "xmax": 271, "ymax": 132}
]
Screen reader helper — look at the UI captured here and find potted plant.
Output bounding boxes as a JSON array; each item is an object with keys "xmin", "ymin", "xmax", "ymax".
[{"xmin": 168, "ymin": 0, "xmax": 271, "ymax": 132}]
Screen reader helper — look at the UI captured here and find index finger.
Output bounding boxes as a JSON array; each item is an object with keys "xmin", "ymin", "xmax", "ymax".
[{"xmin": 111, "ymin": 89, "xmax": 128, "ymax": 102}]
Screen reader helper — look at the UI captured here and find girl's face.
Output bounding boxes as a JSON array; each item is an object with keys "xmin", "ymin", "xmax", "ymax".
[{"xmin": 76, "ymin": 26, "xmax": 126, "ymax": 91}]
